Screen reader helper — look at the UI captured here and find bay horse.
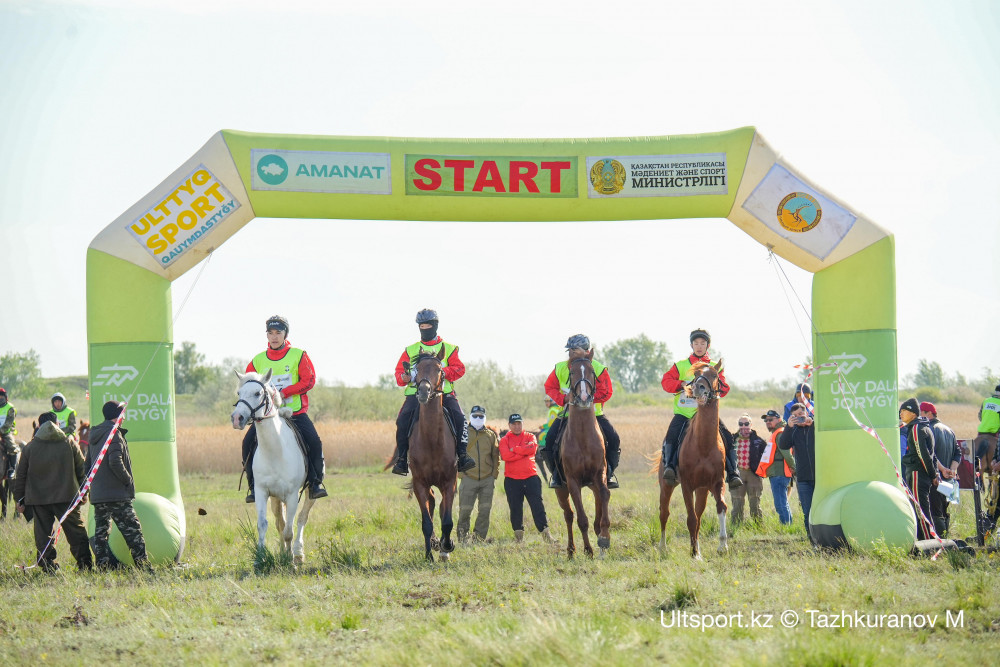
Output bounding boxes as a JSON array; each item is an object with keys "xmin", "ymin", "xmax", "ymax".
[
  {"xmin": 407, "ymin": 348, "xmax": 458, "ymax": 561},
  {"xmin": 555, "ymin": 350, "xmax": 611, "ymax": 558},
  {"xmin": 231, "ymin": 370, "xmax": 316, "ymax": 565},
  {"xmin": 657, "ymin": 360, "xmax": 729, "ymax": 559}
]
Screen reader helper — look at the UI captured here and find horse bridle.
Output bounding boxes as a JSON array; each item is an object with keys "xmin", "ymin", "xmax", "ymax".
[
  {"xmin": 569, "ymin": 358, "xmax": 596, "ymax": 407},
  {"xmin": 414, "ymin": 357, "xmax": 445, "ymax": 400},
  {"xmin": 233, "ymin": 380, "xmax": 276, "ymax": 422},
  {"xmin": 690, "ymin": 372, "xmax": 719, "ymax": 402}
]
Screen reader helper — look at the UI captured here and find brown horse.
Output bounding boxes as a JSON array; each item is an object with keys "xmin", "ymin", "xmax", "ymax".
[
  {"xmin": 555, "ymin": 350, "xmax": 611, "ymax": 558},
  {"xmin": 407, "ymin": 349, "xmax": 458, "ymax": 561},
  {"xmin": 657, "ymin": 360, "xmax": 729, "ymax": 559},
  {"xmin": 0, "ymin": 439, "xmax": 25, "ymax": 521}
]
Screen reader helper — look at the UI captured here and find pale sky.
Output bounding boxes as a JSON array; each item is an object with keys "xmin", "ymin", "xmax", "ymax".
[{"xmin": 2, "ymin": 0, "xmax": 998, "ymax": 393}]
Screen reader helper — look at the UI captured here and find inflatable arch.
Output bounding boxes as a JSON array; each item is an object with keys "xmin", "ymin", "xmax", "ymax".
[{"xmin": 88, "ymin": 127, "xmax": 913, "ymax": 562}]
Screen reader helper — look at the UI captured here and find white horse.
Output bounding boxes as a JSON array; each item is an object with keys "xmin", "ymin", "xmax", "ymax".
[{"xmin": 231, "ymin": 370, "xmax": 316, "ymax": 565}]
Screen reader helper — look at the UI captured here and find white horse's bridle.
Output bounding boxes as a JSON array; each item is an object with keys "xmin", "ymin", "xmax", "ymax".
[{"xmin": 234, "ymin": 379, "xmax": 276, "ymax": 423}]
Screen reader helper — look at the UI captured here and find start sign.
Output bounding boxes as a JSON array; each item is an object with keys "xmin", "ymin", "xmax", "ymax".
[{"xmin": 405, "ymin": 155, "xmax": 577, "ymax": 197}]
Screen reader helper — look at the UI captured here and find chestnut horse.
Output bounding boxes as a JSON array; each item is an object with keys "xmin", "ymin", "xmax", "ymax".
[
  {"xmin": 407, "ymin": 349, "xmax": 458, "ymax": 561},
  {"xmin": 657, "ymin": 360, "xmax": 729, "ymax": 559},
  {"xmin": 555, "ymin": 351, "xmax": 611, "ymax": 558}
]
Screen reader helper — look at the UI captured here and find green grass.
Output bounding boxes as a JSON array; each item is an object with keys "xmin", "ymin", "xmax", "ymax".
[{"xmin": 1, "ymin": 471, "xmax": 998, "ymax": 665}]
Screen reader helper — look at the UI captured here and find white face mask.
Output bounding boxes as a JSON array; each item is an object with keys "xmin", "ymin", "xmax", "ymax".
[{"xmin": 470, "ymin": 415, "xmax": 485, "ymax": 430}]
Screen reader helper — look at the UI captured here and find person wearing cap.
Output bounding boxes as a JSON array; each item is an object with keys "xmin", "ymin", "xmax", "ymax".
[
  {"xmin": 50, "ymin": 392, "xmax": 78, "ymax": 443},
  {"xmin": 975, "ymin": 384, "xmax": 1000, "ymax": 474},
  {"xmin": 14, "ymin": 411, "xmax": 93, "ymax": 572},
  {"xmin": 755, "ymin": 409, "xmax": 793, "ymax": 525},
  {"xmin": 730, "ymin": 414, "xmax": 767, "ymax": 524},
  {"xmin": 242, "ymin": 315, "xmax": 328, "ymax": 501},
  {"xmin": 391, "ymin": 309, "xmax": 476, "ymax": 476},
  {"xmin": 921, "ymin": 401, "xmax": 959, "ymax": 537},
  {"xmin": 779, "ymin": 403, "xmax": 817, "ymax": 542},
  {"xmin": 660, "ymin": 329, "xmax": 742, "ymax": 489},
  {"xmin": 0, "ymin": 388, "xmax": 19, "ymax": 478},
  {"xmin": 86, "ymin": 401, "xmax": 151, "ymax": 571},
  {"xmin": 782, "ymin": 383, "xmax": 814, "ymax": 423},
  {"xmin": 541, "ymin": 334, "xmax": 621, "ymax": 489},
  {"xmin": 456, "ymin": 405, "xmax": 500, "ymax": 542},
  {"xmin": 499, "ymin": 413, "xmax": 554, "ymax": 544},
  {"xmin": 899, "ymin": 397, "xmax": 938, "ymax": 541}
]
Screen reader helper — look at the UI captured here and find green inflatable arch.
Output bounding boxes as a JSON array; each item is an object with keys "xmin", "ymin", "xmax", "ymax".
[{"xmin": 87, "ymin": 127, "xmax": 913, "ymax": 562}]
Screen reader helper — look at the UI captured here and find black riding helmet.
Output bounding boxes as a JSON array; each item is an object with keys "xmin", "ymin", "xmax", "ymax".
[
  {"xmin": 689, "ymin": 328, "xmax": 711, "ymax": 344},
  {"xmin": 415, "ymin": 309, "xmax": 439, "ymax": 325},
  {"xmin": 266, "ymin": 315, "xmax": 289, "ymax": 335},
  {"xmin": 565, "ymin": 334, "xmax": 591, "ymax": 350}
]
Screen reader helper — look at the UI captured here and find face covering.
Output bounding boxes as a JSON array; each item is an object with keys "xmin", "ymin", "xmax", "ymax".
[
  {"xmin": 739, "ymin": 426, "xmax": 751, "ymax": 438},
  {"xmin": 420, "ymin": 324, "xmax": 438, "ymax": 342},
  {"xmin": 470, "ymin": 415, "xmax": 485, "ymax": 430}
]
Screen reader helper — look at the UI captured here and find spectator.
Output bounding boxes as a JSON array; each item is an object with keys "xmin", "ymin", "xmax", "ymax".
[
  {"xmin": 0, "ymin": 387, "xmax": 19, "ymax": 478},
  {"xmin": 900, "ymin": 397, "xmax": 937, "ymax": 541},
  {"xmin": 537, "ymin": 395, "xmax": 561, "ymax": 450},
  {"xmin": 87, "ymin": 401, "xmax": 152, "ymax": 571},
  {"xmin": 755, "ymin": 409, "xmax": 793, "ymax": 525},
  {"xmin": 780, "ymin": 403, "xmax": 817, "ymax": 543},
  {"xmin": 782, "ymin": 382, "xmax": 814, "ymax": 423},
  {"xmin": 50, "ymin": 392, "xmax": 78, "ymax": 442},
  {"xmin": 457, "ymin": 405, "xmax": 500, "ymax": 543},
  {"xmin": 921, "ymin": 402, "xmax": 959, "ymax": 537},
  {"xmin": 730, "ymin": 414, "xmax": 766, "ymax": 524},
  {"xmin": 499, "ymin": 414, "xmax": 554, "ymax": 543},
  {"xmin": 13, "ymin": 412, "xmax": 93, "ymax": 572},
  {"xmin": 975, "ymin": 384, "xmax": 1000, "ymax": 474}
]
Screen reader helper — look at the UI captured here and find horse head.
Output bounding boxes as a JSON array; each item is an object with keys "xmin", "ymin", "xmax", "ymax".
[
  {"xmin": 231, "ymin": 369, "xmax": 278, "ymax": 429},
  {"xmin": 688, "ymin": 359, "xmax": 724, "ymax": 406},
  {"xmin": 568, "ymin": 350, "xmax": 597, "ymax": 409},
  {"xmin": 413, "ymin": 347, "xmax": 446, "ymax": 405}
]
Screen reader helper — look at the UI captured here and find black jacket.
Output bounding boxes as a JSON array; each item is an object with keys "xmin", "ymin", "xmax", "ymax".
[
  {"xmin": 85, "ymin": 419, "xmax": 135, "ymax": 503},
  {"xmin": 779, "ymin": 422, "xmax": 816, "ymax": 483},
  {"xmin": 731, "ymin": 429, "xmax": 768, "ymax": 476},
  {"xmin": 901, "ymin": 417, "xmax": 937, "ymax": 479}
]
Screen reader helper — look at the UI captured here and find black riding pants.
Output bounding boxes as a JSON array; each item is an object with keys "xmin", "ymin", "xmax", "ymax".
[
  {"xmin": 395, "ymin": 393, "xmax": 468, "ymax": 456},
  {"xmin": 665, "ymin": 413, "xmax": 737, "ymax": 472},
  {"xmin": 545, "ymin": 414, "xmax": 621, "ymax": 473},
  {"xmin": 242, "ymin": 412, "xmax": 325, "ymax": 485}
]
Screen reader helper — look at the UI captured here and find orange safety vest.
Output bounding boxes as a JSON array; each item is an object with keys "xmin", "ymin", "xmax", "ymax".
[{"xmin": 756, "ymin": 426, "xmax": 792, "ymax": 478}]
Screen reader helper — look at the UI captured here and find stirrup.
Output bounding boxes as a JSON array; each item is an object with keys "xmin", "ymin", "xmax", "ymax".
[
  {"xmin": 607, "ymin": 474, "xmax": 619, "ymax": 490},
  {"xmin": 548, "ymin": 475, "xmax": 565, "ymax": 489},
  {"xmin": 309, "ymin": 482, "xmax": 328, "ymax": 499},
  {"xmin": 392, "ymin": 458, "xmax": 409, "ymax": 476},
  {"xmin": 727, "ymin": 474, "xmax": 744, "ymax": 490},
  {"xmin": 662, "ymin": 467, "xmax": 678, "ymax": 485},
  {"xmin": 245, "ymin": 488, "xmax": 255, "ymax": 504},
  {"xmin": 457, "ymin": 454, "xmax": 476, "ymax": 473}
]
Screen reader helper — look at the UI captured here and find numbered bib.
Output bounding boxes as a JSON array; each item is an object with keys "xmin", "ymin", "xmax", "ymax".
[
  {"xmin": 270, "ymin": 373, "xmax": 293, "ymax": 394},
  {"xmin": 678, "ymin": 396, "xmax": 698, "ymax": 409}
]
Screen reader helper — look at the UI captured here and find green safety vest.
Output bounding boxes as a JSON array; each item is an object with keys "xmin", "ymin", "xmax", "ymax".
[
  {"xmin": 980, "ymin": 396, "xmax": 1000, "ymax": 434},
  {"xmin": 554, "ymin": 359, "xmax": 608, "ymax": 417},
  {"xmin": 0, "ymin": 402, "xmax": 16, "ymax": 436},
  {"xmin": 251, "ymin": 347, "xmax": 305, "ymax": 412},
  {"xmin": 671, "ymin": 358, "xmax": 701, "ymax": 418},
  {"xmin": 53, "ymin": 406, "xmax": 76, "ymax": 434},
  {"xmin": 404, "ymin": 341, "xmax": 458, "ymax": 396}
]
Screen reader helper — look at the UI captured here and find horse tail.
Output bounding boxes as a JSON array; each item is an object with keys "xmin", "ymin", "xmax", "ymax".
[
  {"xmin": 383, "ymin": 445, "xmax": 398, "ymax": 472},
  {"xmin": 646, "ymin": 451, "xmax": 664, "ymax": 477}
]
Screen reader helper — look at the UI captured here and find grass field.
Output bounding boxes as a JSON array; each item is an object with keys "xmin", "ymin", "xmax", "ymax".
[{"xmin": 1, "ymin": 406, "xmax": 998, "ymax": 665}]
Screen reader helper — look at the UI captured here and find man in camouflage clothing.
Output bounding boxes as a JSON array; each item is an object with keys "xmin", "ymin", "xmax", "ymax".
[{"xmin": 86, "ymin": 401, "xmax": 152, "ymax": 571}]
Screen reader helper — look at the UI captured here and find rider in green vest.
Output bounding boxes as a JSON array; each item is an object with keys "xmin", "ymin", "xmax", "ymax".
[
  {"xmin": 540, "ymin": 334, "xmax": 622, "ymax": 489},
  {"xmin": 241, "ymin": 315, "xmax": 328, "ymax": 502},
  {"xmin": 50, "ymin": 393, "xmax": 78, "ymax": 442},
  {"xmin": 0, "ymin": 387, "xmax": 17, "ymax": 478},
  {"xmin": 537, "ymin": 395, "xmax": 561, "ymax": 449},
  {"xmin": 660, "ymin": 328, "xmax": 743, "ymax": 489},
  {"xmin": 391, "ymin": 309, "xmax": 476, "ymax": 476},
  {"xmin": 975, "ymin": 384, "xmax": 1000, "ymax": 470}
]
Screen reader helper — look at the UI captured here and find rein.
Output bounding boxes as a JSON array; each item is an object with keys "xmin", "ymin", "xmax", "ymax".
[{"xmin": 233, "ymin": 380, "xmax": 276, "ymax": 422}]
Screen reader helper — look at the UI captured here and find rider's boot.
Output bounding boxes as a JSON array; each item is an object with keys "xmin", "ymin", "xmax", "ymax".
[
  {"xmin": 544, "ymin": 448, "xmax": 565, "ymax": 489},
  {"xmin": 307, "ymin": 448, "xmax": 328, "ymax": 499},
  {"xmin": 606, "ymin": 444, "xmax": 621, "ymax": 489},
  {"xmin": 455, "ymin": 421, "xmax": 475, "ymax": 473},
  {"xmin": 725, "ymin": 441, "xmax": 744, "ymax": 489},
  {"xmin": 662, "ymin": 438, "xmax": 679, "ymax": 485},
  {"xmin": 392, "ymin": 421, "xmax": 410, "ymax": 475},
  {"xmin": 245, "ymin": 468, "xmax": 255, "ymax": 504}
]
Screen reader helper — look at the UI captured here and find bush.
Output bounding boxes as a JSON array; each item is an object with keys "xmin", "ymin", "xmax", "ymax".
[{"xmin": 914, "ymin": 386, "xmax": 943, "ymax": 404}]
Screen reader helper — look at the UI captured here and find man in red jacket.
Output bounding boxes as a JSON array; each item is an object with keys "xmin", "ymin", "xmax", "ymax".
[
  {"xmin": 499, "ymin": 414, "xmax": 554, "ymax": 543},
  {"xmin": 242, "ymin": 315, "xmax": 327, "ymax": 502},
  {"xmin": 661, "ymin": 329, "xmax": 742, "ymax": 489}
]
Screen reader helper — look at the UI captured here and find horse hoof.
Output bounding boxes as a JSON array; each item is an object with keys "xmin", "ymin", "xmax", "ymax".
[
  {"xmin": 718, "ymin": 545, "xmax": 729, "ymax": 554},
  {"xmin": 597, "ymin": 536, "xmax": 610, "ymax": 550},
  {"xmin": 440, "ymin": 538, "xmax": 455, "ymax": 554},
  {"xmin": 439, "ymin": 551, "xmax": 450, "ymax": 563},
  {"xmin": 429, "ymin": 537, "xmax": 440, "ymax": 550}
]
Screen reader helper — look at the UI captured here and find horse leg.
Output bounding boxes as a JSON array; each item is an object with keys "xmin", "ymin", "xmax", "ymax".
[
  {"xmin": 412, "ymin": 482, "xmax": 435, "ymax": 561},
  {"xmin": 555, "ymin": 488, "xmax": 575, "ymax": 558},
  {"xmin": 595, "ymin": 482, "xmax": 611, "ymax": 558},
  {"xmin": 681, "ymin": 485, "xmax": 700, "ymax": 559},
  {"xmin": 658, "ymin": 480, "xmax": 674, "ymax": 552},
  {"xmin": 282, "ymin": 492, "xmax": 300, "ymax": 560},
  {"xmin": 568, "ymin": 480, "xmax": 592, "ymax": 558},
  {"xmin": 693, "ymin": 487, "xmax": 710, "ymax": 560},
  {"xmin": 714, "ymin": 480, "xmax": 729, "ymax": 554},
  {"xmin": 427, "ymin": 489, "xmax": 439, "ymax": 552},
  {"xmin": 270, "ymin": 495, "xmax": 287, "ymax": 553},
  {"xmin": 292, "ymin": 497, "xmax": 317, "ymax": 565},
  {"xmin": 439, "ymin": 483, "xmax": 456, "ymax": 561}
]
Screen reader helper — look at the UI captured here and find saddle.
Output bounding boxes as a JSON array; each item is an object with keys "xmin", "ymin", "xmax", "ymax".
[{"xmin": 405, "ymin": 408, "xmax": 461, "ymax": 443}]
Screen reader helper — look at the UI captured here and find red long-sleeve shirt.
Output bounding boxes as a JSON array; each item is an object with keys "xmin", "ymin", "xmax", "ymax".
[
  {"xmin": 661, "ymin": 354, "xmax": 730, "ymax": 397},
  {"xmin": 246, "ymin": 340, "xmax": 316, "ymax": 415},
  {"xmin": 499, "ymin": 430, "xmax": 539, "ymax": 479},
  {"xmin": 544, "ymin": 364, "xmax": 613, "ymax": 407},
  {"xmin": 394, "ymin": 336, "xmax": 465, "ymax": 393}
]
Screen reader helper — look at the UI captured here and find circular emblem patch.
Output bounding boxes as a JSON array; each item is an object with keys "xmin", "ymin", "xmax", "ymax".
[
  {"xmin": 257, "ymin": 154, "xmax": 289, "ymax": 186},
  {"xmin": 590, "ymin": 159, "xmax": 626, "ymax": 195},
  {"xmin": 777, "ymin": 192, "xmax": 822, "ymax": 232}
]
